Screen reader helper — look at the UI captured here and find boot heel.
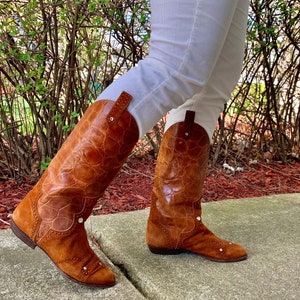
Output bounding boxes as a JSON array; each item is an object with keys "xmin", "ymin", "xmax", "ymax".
[
  {"xmin": 10, "ymin": 220, "xmax": 37, "ymax": 249},
  {"xmin": 148, "ymin": 245, "xmax": 183, "ymax": 255}
]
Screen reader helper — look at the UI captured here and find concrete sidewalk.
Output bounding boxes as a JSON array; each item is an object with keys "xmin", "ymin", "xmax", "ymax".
[{"xmin": 1, "ymin": 194, "xmax": 299, "ymax": 299}]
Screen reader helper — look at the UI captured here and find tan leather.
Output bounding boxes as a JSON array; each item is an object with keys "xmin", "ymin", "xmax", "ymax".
[
  {"xmin": 146, "ymin": 111, "xmax": 247, "ymax": 262},
  {"xmin": 11, "ymin": 92, "xmax": 139, "ymax": 286}
]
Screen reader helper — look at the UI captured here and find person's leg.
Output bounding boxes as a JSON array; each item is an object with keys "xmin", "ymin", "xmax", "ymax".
[
  {"xmin": 11, "ymin": 0, "xmax": 248, "ymax": 286},
  {"xmin": 98, "ymin": 0, "xmax": 242, "ymax": 138},
  {"xmin": 146, "ymin": 0, "xmax": 249, "ymax": 261},
  {"xmin": 165, "ymin": 0, "xmax": 249, "ymax": 140}
]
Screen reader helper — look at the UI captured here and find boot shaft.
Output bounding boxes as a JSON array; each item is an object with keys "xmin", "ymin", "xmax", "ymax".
[
  {"xmin": 152, "ymin": 110, "xmax": 210, "ymax": 210},
  {"xmin": 147, "ymin": 111, "xmax": 210, "ymax": 248},
  {"xmin": 13, "ymin": 92, "xmax": 139, "ymax": 240}
]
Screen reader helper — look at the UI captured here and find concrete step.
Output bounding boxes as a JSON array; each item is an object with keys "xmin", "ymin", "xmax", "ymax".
[{"xmin": 1, "ymin": 194, "xmax": 299, "ymax": 299}]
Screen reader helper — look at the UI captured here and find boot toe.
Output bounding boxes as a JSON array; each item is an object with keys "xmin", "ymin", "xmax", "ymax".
[
  {"xmin": 205, "ymin": 241, "xmax": 248, "ymax": 262},
  {"xmin": 86, "ymin": 265, "xmax": 116, "ymax": 287},
  {"xmin": 61, "ymin": 263, "xmax": 116, "ymax": 287},
  {"xmin": 224, "ymin": 242, "xmax": 248, "ymax": 262}
]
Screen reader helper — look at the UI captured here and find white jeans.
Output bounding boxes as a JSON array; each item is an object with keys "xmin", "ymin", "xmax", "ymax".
[{"xmin": 97, "ymin": 0, "xmax": 249, "ymax": 140}]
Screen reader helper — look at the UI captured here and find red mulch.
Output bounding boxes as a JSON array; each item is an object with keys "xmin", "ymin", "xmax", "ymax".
[{"xmin": 1, "ymin": 154, "xmax": 300, "ymax": 230}]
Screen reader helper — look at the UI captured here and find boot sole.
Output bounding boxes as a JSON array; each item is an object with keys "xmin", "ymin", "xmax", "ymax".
[
  {"xmin": 148, "ymin": 245, "xmax": 184, "ymax": 255},
  {"xmin": 10, "ymin": 219, "xmax": 115, "ymax": 288},
  {"xmin": 148, "ymin": 245, "xmax": 248, "ymax": 262}
]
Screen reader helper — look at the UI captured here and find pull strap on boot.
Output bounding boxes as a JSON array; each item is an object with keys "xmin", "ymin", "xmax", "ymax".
[
  {"xmin": 146, "ymin": 111, "xmax": 247, "ymax": 262},
  {"xmin": 11, "ymin": 92, "xmax": 139, "ymax": 286}
]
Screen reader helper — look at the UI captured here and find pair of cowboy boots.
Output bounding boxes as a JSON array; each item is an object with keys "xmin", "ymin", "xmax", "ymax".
[{"xmin": 11, "ymin": 92, "xmax": 247, "ymax": 287}]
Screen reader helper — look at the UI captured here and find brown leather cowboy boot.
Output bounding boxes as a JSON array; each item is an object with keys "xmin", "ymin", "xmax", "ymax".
[
  {"xmin": 146, "ymin": 111, "xmax": 247, "ymax": 262},
  {"xmin": 11, "ymin": 92, "xmax": 139, "ymax": 287}
]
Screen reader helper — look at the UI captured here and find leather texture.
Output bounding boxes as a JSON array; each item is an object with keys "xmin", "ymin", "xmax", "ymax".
[
  {"xmin": 11, "ymin": 92, "xmax": 139, "ymax": 286},
  {"xmin": 146, "ymin": 111, "xmax": 247, "ymax": 262}
]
